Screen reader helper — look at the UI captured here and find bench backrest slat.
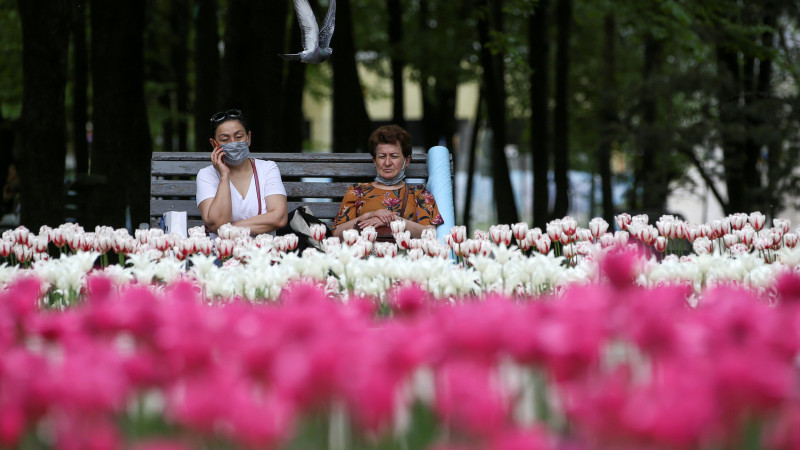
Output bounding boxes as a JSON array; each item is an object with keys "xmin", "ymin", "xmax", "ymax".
[{"xmin": 150, "ymin": 151, "xmax": 447, "ymax": 229}]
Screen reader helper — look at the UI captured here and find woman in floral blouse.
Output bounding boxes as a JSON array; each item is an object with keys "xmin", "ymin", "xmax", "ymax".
[{"xmin": 333, "ymin": 125, "xmax": 443, "ymax": 239}]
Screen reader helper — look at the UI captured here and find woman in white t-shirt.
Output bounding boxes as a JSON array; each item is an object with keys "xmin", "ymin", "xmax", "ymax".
[{"xmin": 196, "ymin": 109, "xmax": 288, "ymax": 235}]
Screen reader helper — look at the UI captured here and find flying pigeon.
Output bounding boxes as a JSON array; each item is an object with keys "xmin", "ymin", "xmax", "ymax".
[{"xmin": 280, "ymin": 0, "xmax": 336, "ymax": 64}]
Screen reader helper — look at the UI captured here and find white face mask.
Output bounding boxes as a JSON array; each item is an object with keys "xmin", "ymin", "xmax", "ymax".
[
  {"xmin": 221, "ymin": 141, "xmax": 250, "ymax": 166},
  {"xmin": 375, "ymin": 160, "xmax": 407, "ymax": 185}
]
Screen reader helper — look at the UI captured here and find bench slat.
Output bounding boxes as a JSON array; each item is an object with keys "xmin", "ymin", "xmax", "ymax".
[
  {"xmin": 152, "ymin": 152, "xmax": 429, "ymax": 163},
  {"xmin": 150, "ymin": 200, "xmax": 340, "ymax": 220},
  {"xmin": 152, "ymin": 161, "xmax": 427, "ymax": 178},
  {"xmin": 149, "ymin": 151, "xmax": 452, "ymax": 231},
  {"xmin": 152, "ymin": 180, "xmax": 357, "ymax": 198}
]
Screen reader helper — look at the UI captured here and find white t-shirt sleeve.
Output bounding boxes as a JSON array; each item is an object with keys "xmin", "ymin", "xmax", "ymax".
[
  {"xmin": 196, "ymin": 166, "xmax": 220, "ymax": 205},
  {"xmin": 257, "ymin": 160, "xmax": 287, "ymax": 198}
]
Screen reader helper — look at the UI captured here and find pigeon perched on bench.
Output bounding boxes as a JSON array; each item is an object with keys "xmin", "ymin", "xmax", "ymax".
[{"xmin": 280, "ymin": 0, "xmax": 336, "ymax": 64}]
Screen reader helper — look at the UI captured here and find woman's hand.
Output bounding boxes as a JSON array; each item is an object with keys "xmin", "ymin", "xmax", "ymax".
[
  {"xmin": 360, "ymin": 209, "xmax": 397, "ymax": 228},
  {"xmin": 210, "ymin": 143, "xmax": 230, "ymax": 178}
]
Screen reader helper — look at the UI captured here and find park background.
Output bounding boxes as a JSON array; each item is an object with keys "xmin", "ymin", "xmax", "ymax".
[{"xmin": 0, "ymin": 0, "xmax": 799, "ymax": 232}]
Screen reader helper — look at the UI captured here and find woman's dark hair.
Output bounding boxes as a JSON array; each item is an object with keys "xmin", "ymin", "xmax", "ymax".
[
  {"xmin": 368, "ymin": 124, "xmax": 411, "ymax": 158},
  {"xmin": 210, "ymin": 109, "xmax": 249, "ymax": 138}
]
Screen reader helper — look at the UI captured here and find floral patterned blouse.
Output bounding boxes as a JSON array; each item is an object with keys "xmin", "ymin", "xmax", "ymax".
[{"xmin": 333, "ymin": 183, "xmax": 444, "ymax": 230}]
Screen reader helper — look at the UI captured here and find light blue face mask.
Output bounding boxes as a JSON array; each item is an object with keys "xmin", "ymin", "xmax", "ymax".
[
  {"xmin": 221, "ymin": 141, "xmax": 250, "ymax": 166},
  {"xmin": 375, "ymin": 160, "xmax": 407, "ymax": 185}
]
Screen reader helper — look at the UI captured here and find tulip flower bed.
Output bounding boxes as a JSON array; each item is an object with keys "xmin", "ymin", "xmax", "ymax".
[{"xmin": 1, "ymin": 212, "xmax": 800, "ymax": 448}]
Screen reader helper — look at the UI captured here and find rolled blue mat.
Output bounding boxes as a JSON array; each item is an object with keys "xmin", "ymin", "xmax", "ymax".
[{"xmin": 426, "ymin": 146, "xmax": 455, "ymax": 243}]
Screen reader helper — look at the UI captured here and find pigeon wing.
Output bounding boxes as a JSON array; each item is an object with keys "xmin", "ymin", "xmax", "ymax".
[
  {"xmin": 293, "ymin": 0, "xmax": 319, "ymax": 52},
  {"xmin": 318, "ymin": 0, "xmax": 336, "ymax": 48}
]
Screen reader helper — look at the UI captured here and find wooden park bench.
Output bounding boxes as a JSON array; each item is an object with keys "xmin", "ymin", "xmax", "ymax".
[{"xmin": 150, "ymin": 152, "xmax": 444, "ymax": 229}]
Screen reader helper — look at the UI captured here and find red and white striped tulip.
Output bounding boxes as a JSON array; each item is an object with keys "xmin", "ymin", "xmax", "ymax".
[
  {"xmin": 390, "ymin": 219, "xmax": 406, "ymax": 234},
  {"xmin": 784, "ymin": 233, "xmax": 799, "ymax": 249},
  {"xmin": 360, "ymin": 226, "xmax": 377, "ymax": 243},
  {"xmin": 511, "ymin": 222, "xmax": 528, "ymax": 241},
  {"xmin": 749, "ymin": 211, "xmax": 766, "ymax": 231},
  {"xmin": 615, "ymin": 213, "xmax": 631, "ymax": 230},
  {"xmin": 450, "ymin": 225, "xmax": 467, "ymax": 244},
  {"xmin": 310, "ymin": 224, "xmax": 328, "ymax": 242},
  {"xmin": 535, "ymin": 236, "xmax": 551, "ymax": 254},
  {"xmin": 654, "ymin": 236, "xmax": 667, "ymax": 253},
  {"xmin": 589, "ymin": 218, "xmax": 609, "ymax": 239}
]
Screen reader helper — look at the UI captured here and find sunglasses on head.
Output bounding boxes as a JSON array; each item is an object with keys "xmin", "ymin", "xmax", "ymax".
[{"xmin": 210, "ymin": 109, "xmax": 242, "ymax": 125}]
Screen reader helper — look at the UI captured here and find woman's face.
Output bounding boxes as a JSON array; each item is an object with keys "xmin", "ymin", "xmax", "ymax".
[
  {"xmin": 373, "ymin": 142, "xmax": 409, "ymax": 180},
  {"xmin": 214, "ymin": 120, "xmax": 250, "ymax": 146}
]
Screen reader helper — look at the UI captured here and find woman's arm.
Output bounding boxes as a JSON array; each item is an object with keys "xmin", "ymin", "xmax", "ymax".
[
  {"xmin": 400, "ymin": 219, "xmax": 435, "ymax": 239},
  {"xmin": 333, "ymin": 209, "xmax": 397, "ymax": 238},
  {"xmin": 197, "ymin": 147, "xmax": 234, "ymax": 233},
  {"xmin": 231, "ymin": 194, "xmax": 288, "ymax": 234}
]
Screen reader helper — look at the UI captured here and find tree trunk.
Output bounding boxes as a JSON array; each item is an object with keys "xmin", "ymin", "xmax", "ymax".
[
  {"xmin": 717, "ymin": 46, "xmax": 744, "ymax": 215},
  {"xmin": 17, "ymin": 0, "xmax": 72, "ymax": 229},
  {"xmin": 637, "ymin": 34, "xmax": 667, "ymax": 215},
  {"xmin": 72, "ymin": 1, "xmax": 89, "ymax": 175},
  {"xmin": 91, "ymin": 0, "xmax": 152, "ymax": 228},
  {"xmin": 193, "ymin": 0, "xmax": 220, "ymax": 151},
  {"xmin": 552, "ymin": 0, "xmax": 571, "ymax": 219},
  {"xmin": 597, "ymin": 14, "xmax": 616, "ymax": 225},
  {"xmin": 278, "ymin": 0, "xmax": 311, "ymax": 153},
  {"xmin": 332, "ymin": 0, "xmax": 372, "ymax": 153},
  {"xmin": 529, "ymin": 0, "xmax": 549, "ymax": 229},
  {"xmin": 387, "ymin": 0, "xmax": 405, "ymax": 128},
  {"xmin": 221, "ymin": 0, "xmax": 288, "ymax": 151},
  {"xmin": 478, "ymin": 0, "xmax": 518, "ymax": 225},
  {"xmin": 759, "ymin": 14, "xmax": 777, "ymax": 218},
  {"xmin": 171, "ymin": 0, "xmax": 189, "ymax": 151},
  {"xmin": 462, "ymin": 89, "xmax": 483, "ymax": 232}
]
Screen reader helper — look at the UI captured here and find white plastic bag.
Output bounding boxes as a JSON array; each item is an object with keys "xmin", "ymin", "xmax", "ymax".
[{"xmin": 162, "ymin": 211, "xmax": 187, "ymax": 238}]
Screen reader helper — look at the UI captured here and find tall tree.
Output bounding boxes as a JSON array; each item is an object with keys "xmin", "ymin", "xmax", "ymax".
[
  {"xmin": 90, "ymin": 0, "xmax": 151, "ymax": 228},
  {"xmin": 72, "ymin": 1, "xmax": 89, "ymax": 175},
  {"xmin": 552, "ymin": 0, "xmax": 571, "ymax": 219},
  {"xmin": 193, "ymin": 0, "xmax": 220, "ymax": 151},
  {"xmin": 220, "ymin": 0, "xmax": 288, "ymax": 151},
  {"xmin": 278, "ymin": 0, "xmax": 312, "ymax": 153},
  {"xmin": 387, "ymin": 0, "xmax": 405, "ymax": 128},
  {"xmin": 171, "ymin": 0, "xmax": 190, "ymax": 152},
  {"xmin": 17, "ymin": 0, "xmax": 71, "ymax": 228},
  {"xmin": 597, "ymin": 13, "xmax": 617, "ymax": 224},
  {"xmin": 478, "ymin": 0, "xmax": 518, "ymax": 225},
  {"xmin": 637, "ymin": 34, "xmax": 667, "ymax": 214},
  {"xmin": 413, "ymin": 0, "xmax": 469, "ymax": 151},
  {"xmin": 529, "ymin": 0, "xmax": 550, "ymax": 229},
  {"xmin": 332, "ymin": 0, "xmax": 372, "ymax": 153}
]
